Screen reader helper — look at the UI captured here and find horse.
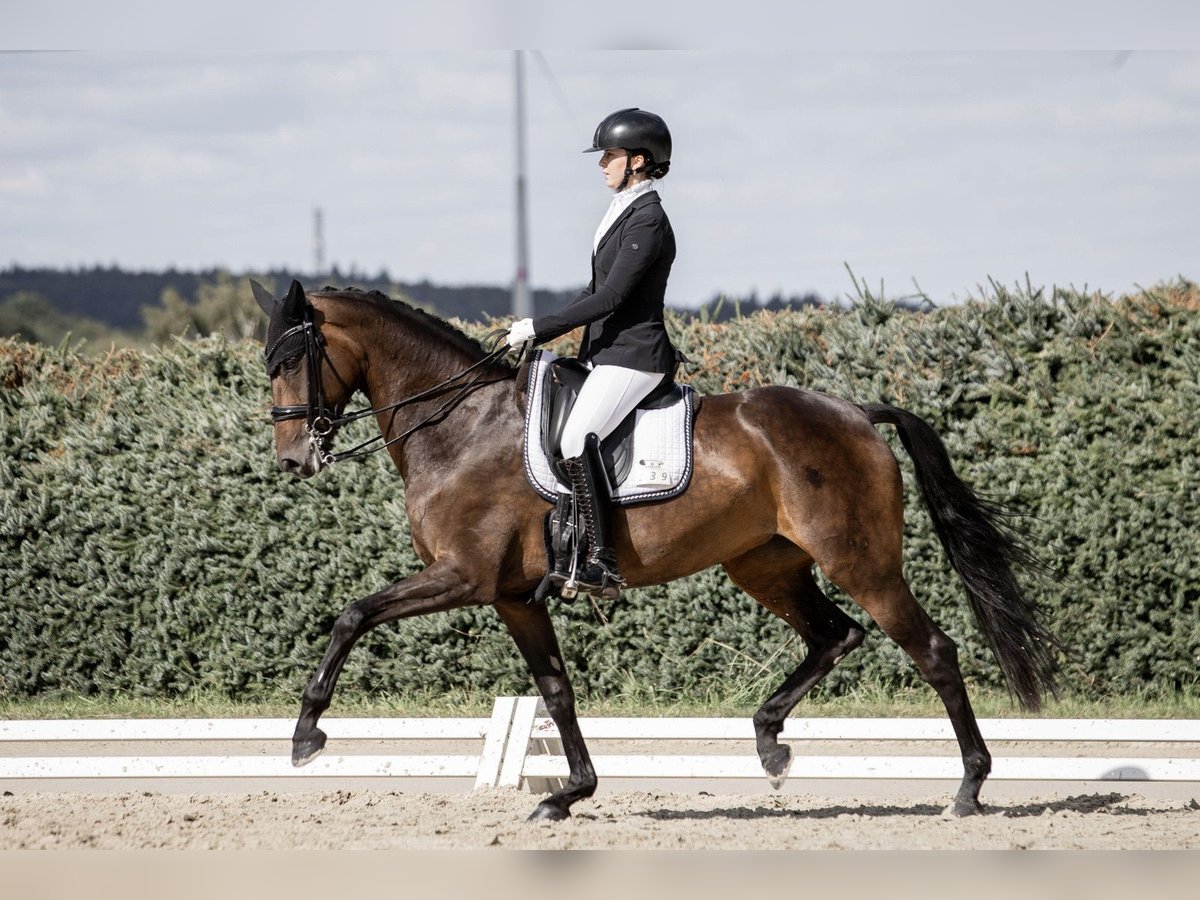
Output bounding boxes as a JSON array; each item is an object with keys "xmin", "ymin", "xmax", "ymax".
[{"xmin": 252, "ymin": 279, "xmax": 1059, "ymax": 820}]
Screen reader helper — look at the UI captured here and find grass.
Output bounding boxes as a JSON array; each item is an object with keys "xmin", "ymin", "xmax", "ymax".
[
  {"xmin": 0, "ymin": 688, "xmax": 490, "ymax": 721},
  {"xmin": 2, "ymin": 683, "xmax": 1197, "ymax": 721}
]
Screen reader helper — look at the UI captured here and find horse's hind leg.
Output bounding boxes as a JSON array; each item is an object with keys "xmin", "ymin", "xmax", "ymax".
[
  {"xmin": 844, "ymin": 576, "xmax": 991, "ymax": 815},
  {"xmin": 723, "ymin": 539, "xmax": 866, "ymax": 788}
]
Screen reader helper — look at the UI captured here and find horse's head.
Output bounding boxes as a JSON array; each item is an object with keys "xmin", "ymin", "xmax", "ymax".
[{"xmin": 252, "ymin": 279, "xmax": 362, "ymax": 479}]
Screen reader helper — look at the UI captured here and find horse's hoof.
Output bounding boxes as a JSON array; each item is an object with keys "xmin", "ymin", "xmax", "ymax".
[
  {"xmin": 762, "ymin": 744, "xmax": 793, "ymax": 790},
  {"xmin": 947, "ymin": 797, "xmax": 983, "ymax": 817},
  {"xmin": 292, "ymin": 728, "xmax": 327, "ymax": 767},
  {"xmin": 526, "ymin": 801, "xmax": 571, "ymax": 823}
]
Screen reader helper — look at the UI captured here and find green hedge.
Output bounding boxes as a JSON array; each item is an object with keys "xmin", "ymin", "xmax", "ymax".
[{"xmin": 2, "ymin": 281, "xmax": 1198, "ymax": 702}]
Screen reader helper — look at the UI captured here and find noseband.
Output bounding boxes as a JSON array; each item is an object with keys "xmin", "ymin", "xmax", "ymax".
[{"xmin": 265, "ymin": 317, "xmax": 514, "ymax": 467}]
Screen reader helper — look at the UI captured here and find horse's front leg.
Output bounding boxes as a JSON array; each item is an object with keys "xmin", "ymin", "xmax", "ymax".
[
  {"xmin": 292, "ymin": 560, "xmax": 477, "ymax": 766},
  {"xmin": 494, "ymin": 599, "xmax": 596, "ymax": 821}
]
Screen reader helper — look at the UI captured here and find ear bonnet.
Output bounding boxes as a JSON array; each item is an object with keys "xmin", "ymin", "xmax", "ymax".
[{"xmin": 253, "ymin": 279, "xmax": 313, "ymax": 375}]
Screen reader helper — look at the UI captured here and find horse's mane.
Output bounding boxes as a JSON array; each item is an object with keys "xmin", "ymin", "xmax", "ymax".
[{"xmin": 312, "ymin": 286, "xmax": 515, "ymax": 373}]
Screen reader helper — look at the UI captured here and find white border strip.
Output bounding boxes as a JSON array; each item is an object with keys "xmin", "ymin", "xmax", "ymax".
[
  {"xmin": 0, "ymin": 755, "xmax": 482, "ymax": 779},
  {"xmin": 0, "ymin": 718, "xmax": 490, "ymax": 742},
  {"xmin": 531, "ymin": 717, "xmax": 1200, "ymax": 743},
  {"xmin": 6, "ymin": 715, "xmax": 1195, "ymax": 744},
  {"xmin": 2, "ymin": 700, "xmax": 1197, "ymax": 787}
]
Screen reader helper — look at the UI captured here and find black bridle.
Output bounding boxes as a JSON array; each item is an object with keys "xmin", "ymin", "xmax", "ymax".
[{"xmin": 266, "ymin": 317, "xmax": 516, "ymax": 467}]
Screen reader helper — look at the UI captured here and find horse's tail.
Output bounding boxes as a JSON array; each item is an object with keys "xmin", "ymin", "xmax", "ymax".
[{"xmin": 860, "ymin": 402, "xmax": 1060, "ymax": 711}]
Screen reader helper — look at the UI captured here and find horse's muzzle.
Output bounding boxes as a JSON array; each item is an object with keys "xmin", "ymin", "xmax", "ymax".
[
  {"xmin": 278, "ymin": 445, "xmax": 321, "ymax": 479},
  {"xmin": 277, "ymin": 453, "xmax": 319, "ymax": 482}
]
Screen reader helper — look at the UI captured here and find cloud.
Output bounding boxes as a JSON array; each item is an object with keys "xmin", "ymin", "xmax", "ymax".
[
  {"xmin": 1, "ymin": 50, "xmax": 1197, "ymax": 304},
  {"xmin": 0, "ymin": 167, "xmax": 50, "ymax": 197}
]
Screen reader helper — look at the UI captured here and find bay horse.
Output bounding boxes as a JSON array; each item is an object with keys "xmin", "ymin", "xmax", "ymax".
[{"xmin": 253, "ymin": 280, "xmax": 1059, "ymax": 819}]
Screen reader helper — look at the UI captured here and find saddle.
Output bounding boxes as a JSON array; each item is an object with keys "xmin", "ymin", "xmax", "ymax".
[
  {"xmin": 540, "ymin": 356, "xmax": 684, "ymax": 487},
  {"xmin": 522, "ymin": 350, "xmax": 696, "ymax": 506}
]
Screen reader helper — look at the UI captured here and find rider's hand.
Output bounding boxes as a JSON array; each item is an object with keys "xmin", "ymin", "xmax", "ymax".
[{"xmin": 506, "ymin": 318, "xmax": 536, "ymax": 349}]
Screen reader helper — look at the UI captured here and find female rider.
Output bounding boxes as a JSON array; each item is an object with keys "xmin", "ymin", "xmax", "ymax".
[{"xmin": 507, "ymin": 107, "xmax": 679, "ymax": 600}]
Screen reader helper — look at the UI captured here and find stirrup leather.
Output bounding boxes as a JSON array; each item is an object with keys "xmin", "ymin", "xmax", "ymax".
[{"xmin": 543, "ymin": 494, "xmax": 578, "ymax": 599}]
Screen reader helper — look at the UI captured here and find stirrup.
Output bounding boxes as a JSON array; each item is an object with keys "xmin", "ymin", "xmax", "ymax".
[
  {"xmin": 575, "ymin": 550, "xmax": 625, "ymax": 600},
  {"xmin": 576, "ymin": 569, "xmax": 623, "ymax": 600}
]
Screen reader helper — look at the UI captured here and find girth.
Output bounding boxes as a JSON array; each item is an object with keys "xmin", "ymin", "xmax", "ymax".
[{"xmin": 540, "ymin": 357, "xmax": 683, "ymax": 486}]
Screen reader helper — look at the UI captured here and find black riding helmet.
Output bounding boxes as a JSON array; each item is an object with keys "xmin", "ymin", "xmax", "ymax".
[{"xmin": 584, "ymin": 108, "xmax": 671, "ymax": 188}]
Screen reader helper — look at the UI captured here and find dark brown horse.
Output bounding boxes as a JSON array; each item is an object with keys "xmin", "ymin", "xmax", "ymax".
[{"xmin": 254, "ymin": 280, "xmax": 1059, "ymax": 819}]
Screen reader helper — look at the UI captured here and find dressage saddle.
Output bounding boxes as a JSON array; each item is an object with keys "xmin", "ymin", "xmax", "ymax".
[{"xmin": 540, "ymin": 356, "xmax": 683, "ymax": 486}]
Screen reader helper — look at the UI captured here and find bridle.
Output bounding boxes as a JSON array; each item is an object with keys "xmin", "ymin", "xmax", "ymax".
[
  {"xmin": 265, "ymin": 315, "xmax": 516, "ymax": 467},
  {"xmin": 266, "ymin": 318, "xmax": 338, "ymax": 440}
]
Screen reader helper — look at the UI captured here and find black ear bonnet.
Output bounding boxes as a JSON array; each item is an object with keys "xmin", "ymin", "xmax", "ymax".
[{"xmin": 253, "ymin": 279, "xmax": 314, "ymax": 376}]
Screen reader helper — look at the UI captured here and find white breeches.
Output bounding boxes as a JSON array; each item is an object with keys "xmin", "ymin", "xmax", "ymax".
[{"xmin": 559, "ymin": 364, "xmax": 666, "ymax": 460}]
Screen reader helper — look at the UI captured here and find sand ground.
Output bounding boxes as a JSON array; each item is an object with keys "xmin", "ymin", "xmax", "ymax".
[{"xmin": 2, "ymin": 785, "xmax": 1198, "ymax": 850}]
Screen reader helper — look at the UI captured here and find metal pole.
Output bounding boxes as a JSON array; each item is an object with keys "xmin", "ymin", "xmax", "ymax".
[
  {"xmin": 513, "ymin": 51, "xmax": 532, "ymax": 319},
  {"xmin": 313, "ymin": 207, "xmax": 325, "ymax": 276}
]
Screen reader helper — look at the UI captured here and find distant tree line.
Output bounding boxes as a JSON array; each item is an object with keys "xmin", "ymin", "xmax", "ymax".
[{"xmin": 0, "ymin": 264, "xmax": 849, "ymax": 350}]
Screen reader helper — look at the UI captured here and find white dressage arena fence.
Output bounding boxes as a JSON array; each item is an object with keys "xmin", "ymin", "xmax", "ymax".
[{"xmin": 2, "ymin": 696, "xmax": 1198, "ymax": 791}]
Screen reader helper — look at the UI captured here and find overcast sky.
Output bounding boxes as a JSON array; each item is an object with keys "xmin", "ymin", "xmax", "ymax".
[{"xmin": 2, "ymin": 46, "xmax": 1197, "ymax": 306}]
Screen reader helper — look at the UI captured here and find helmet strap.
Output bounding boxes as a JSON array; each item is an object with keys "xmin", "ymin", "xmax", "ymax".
[{"xmin": 617, "ymin": 149, "xmax": 645, "ymax": 192}]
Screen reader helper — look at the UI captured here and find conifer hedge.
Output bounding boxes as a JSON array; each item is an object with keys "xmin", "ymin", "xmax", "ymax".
[{"xmin": 1, "ymin": 281, "xmax": 1197, "ymax": 702}]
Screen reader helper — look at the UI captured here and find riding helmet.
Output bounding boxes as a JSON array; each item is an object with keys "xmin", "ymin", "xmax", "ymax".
[{"xmin": 584, "ymin": 108, "xmax": 672, "ymax": 165}]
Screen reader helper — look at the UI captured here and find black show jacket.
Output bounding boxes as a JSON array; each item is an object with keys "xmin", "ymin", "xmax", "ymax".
[{"xmin": 532, "ymin": 190, "xmax": 678, "ymax": 374}]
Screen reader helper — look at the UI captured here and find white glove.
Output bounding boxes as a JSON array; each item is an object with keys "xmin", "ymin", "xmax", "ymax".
[{"xmin": 506, "ymin": 318, "xmax": 536, "ymax": 349}]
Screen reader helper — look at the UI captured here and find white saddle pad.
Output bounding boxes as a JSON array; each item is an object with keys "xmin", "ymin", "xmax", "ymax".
[{"xmin": 522, "ymin": 350, "xmax": 696, "ymax": 506}]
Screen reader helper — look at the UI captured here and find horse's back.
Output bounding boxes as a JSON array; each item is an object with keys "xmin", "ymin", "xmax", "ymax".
[{"xmin": 695, "ymin": 384, "xmax": 894, "ymax": 466}]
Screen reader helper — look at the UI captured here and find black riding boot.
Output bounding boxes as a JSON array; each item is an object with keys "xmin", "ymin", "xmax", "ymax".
[{"xmin": 561, "ymin": 432, "xmax": 625, "ymax": 600}]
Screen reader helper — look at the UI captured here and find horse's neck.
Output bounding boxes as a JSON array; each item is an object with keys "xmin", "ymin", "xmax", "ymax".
[
  {"xmin": 364, "ymin": 323, "xmax": 484, "ymax": 404},
  {"xmin": 351, "ymin": 316, "xmax": 514, "ymax": 478}
]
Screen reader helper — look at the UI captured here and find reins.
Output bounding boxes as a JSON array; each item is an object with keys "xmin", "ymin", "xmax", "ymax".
[{"xmin": 268, "ymin": 319, "xmax": 519, "ymax": 466}]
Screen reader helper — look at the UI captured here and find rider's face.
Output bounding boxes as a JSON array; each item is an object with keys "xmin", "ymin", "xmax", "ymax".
[{"xmin": 599, "ymin": 148, "xmax": 646, "ymax": 190}]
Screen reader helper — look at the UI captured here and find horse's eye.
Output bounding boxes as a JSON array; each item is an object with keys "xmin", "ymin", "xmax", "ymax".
[{"xmin": 281, "ymin": 355, "xmax": 303, "ymax": 375}]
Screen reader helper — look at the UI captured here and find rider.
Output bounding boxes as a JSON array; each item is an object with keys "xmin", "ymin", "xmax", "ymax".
[{"xmin": 507, "ymin": 107, "xmax": 679, "ymax": 600}]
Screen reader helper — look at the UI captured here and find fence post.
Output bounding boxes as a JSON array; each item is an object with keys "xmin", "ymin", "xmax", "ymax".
[
  {"xmin": 473, "ymin": 696, "xmax": 518, "ymax": 789},
  {"xmin": 496, "ymin": 696, "xmax": 540, "ymax": 788}
]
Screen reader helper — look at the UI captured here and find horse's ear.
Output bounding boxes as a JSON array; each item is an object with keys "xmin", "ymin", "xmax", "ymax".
[
  {"xmin": 281, "ymin": 279, "xmax": 308, "ymax": 324},
  {"xmin": 250, "ymin": 279, "xmax": 277, "ymax": 316}
]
